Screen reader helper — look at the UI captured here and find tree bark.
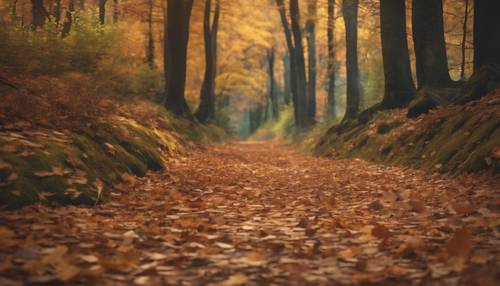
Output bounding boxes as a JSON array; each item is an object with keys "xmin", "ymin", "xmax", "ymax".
[
  {"xmin": 79, "ymin": 0, "xmax": 85, "ymax": 10},
  {"xmin": 99, "ymin": 0, "xmax": 107, "ymax": 24},
  {"xmin": 195, "ymin": 0, "xmax": 220, "ymax": 123},
  {"xmin": 380, "ymin": 0, "xmax": 415, "ymax": 109},
  {"xmin": 275, "ymin": 0, "xmax": 298, "ymax": 124},
  {"xmin": 460, "ymin": 0, "xmax": 470, "ymax": 80},
  {"xmin": 342, "ymin": 0, "xmax": 360, "ymax": 121},
  {"xmin": 31, "ymin": 0, "xmax": 47, "ymax": 29},
  {"xmin": 267, "ymin": 47, "xmax": 279, "ymax": 120},
  {"xmin": 473, "ymin": 0, "xmax": 500, "ymax": 70},
  {"xmin": 282, "ymin": 53, "xmax": 291, "ymax": 105},
  {"xmin": 290, "ymin": 0, "xmax": 310, "ymax": 129},
  {"xmin": 327, "ymin": 0, "xmax": 336, "ymax": 118},
  {"xmin": 306, "ymin": 0, "xmax": 317, "ymax": 122},
  {"xmin": 62, "ymin": 0, "xmax": 75, "ymax": 37},
  {"xmin": 10, "ymin": 0, "xmax": 18, "ymax": 22},
  {"xmin": 53, "ymin": 0, "xmax": 62, "ymax": 24},
  {"xmin": 412, "ymin": 0, "xmax": 452, "ymax": 88},
  {"xmin": 113, "ymin": 0, "xmax": 119, "ymax": 23},
  {"xmin": 164, "ymin": 0, "xmax": 194, "ymax": 116},
  {"xmin": 146, "ymin": 0, "xmax": 155, "ymax": 68}
]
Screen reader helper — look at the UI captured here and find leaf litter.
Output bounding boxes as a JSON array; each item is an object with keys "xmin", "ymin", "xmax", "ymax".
[{"xmin": 0, "ymin": 142, "xmax": 499, "ymax": 285}]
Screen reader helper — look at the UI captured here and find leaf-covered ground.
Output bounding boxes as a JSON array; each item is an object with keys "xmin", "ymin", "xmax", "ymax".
[{"xmin": 0, "ymin": 142, "xmax": 499, "ymax": 285}]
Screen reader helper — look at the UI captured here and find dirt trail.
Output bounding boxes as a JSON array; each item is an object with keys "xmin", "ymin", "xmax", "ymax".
[{"xmin": 1, "ymin": 142, "xmax": 499, "ymax": 285}]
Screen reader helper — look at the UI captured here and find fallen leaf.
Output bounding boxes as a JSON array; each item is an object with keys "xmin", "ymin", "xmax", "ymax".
[
  {"xmin": 79, "ymin": 254, "xmax": 99, "ymax": 263},
  {"xmin": 446, "ymin": 228, "xmax": 473, "ymax": 258},
  {"xmin": 220, "ymin": 273, "xmax": 248, "ymax": 286},
  {"xmin": 371, "ymin": 224, "xmax": 391, "ymax": 240}
]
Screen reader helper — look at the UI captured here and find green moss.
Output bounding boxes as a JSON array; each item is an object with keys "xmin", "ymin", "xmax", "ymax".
[{"xmin": 1, "ymin": 111, "xmax": 228, "ymax": 209}]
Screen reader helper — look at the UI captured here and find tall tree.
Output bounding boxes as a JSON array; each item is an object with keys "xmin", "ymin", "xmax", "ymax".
[
  {"xmin": 380, "ymin": 0, "xmax": 415, "ymax": 109},
  {"xmin": 31, "ymin": 0, "xmax": 47, "ymax": 29},
  {"xmin": 460, "ymin": 0, "xmax": 470, "ymax": 80},
  {"xmin": 164, "ymin": 0, "xmax": 194, "ymax": 116},
  {"xmin": 282, "ymin": 53, "xmax": 291, "ymax": 105},
  {"xmin": 290, "ymin": 0, "xmax": 310, "ymax": 128},
  {"xmin": 53, "ymin": 0, "xmax": 62, "ymax": 24},
  {"xmin": 79, "ymin": 0, "xmax": 85, "ymax": 10},
  {"xmin": 99, "ymin": 0, "xmax": 107, "ymax": 24},
  {"xmin": 62, "ymin": 0, "xmax": 75, "ymax": 37},
  {"xmin": 326, "ymin": 0, "xmax": 336, "ymax": 117},
  {"xmin": 267, "ymin": 47, "xmax": 279, "ymax": 120},
  {"xmin": 306, "ymin": 0, "xmax": 317, "ymax": 121},
  {"xmin": 195, "ymin": 0, "xmax": 221, "ymax": 123},
  {"xmin": 473, "ymin": 0, "xmax": 500, "ymax": 70},
  {"xmin": 412, "ymin": 0, "xmax": 452, "ymax": 88},
  {"xmin": 342, "ymin": 0, "xmax": 360, "ymax": 120},
  {"xmin": 146, "ymin": 0, "xmax": 155, "ymax": 68},
  {"xmin": 275, "ymin": 0, "xmax": 299, "ymax": 123},
  {"xmin": 113, "ymin": 0, "xmax": 119, "ymax": 23}
]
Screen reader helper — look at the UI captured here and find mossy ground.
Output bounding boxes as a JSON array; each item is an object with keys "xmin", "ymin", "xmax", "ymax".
[
  {"xmin": 0, "ymin": 108, "xmax": 227, "ymax": 209},
  {"xmin": 305, "ymin": 90, "xmax": 500, "ymax": 176}
]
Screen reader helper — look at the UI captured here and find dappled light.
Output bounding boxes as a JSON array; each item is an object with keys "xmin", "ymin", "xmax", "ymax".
[{"xmin": 0, "ymin": 0, "xmax": 499, "ymax": 285}]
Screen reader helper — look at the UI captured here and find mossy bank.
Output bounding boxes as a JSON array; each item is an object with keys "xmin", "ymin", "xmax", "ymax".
[
  {"xmin": 0, "ymin": 108, "xmax": 227, "ymax": 209},
  {"xmin": 308, "ymin": 90, "xmax": 500, "ymax": 176}
]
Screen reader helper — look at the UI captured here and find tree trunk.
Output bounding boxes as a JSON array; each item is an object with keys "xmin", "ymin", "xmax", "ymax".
[
  {"xmin": 31, "ymin": 0, "xmax": 47, "ymax": 29},
  {"xmin": 275, "ymin": 0, "xmax": 298, "ymax": 124},
  {"xmin": 113, "ymin": 0, "xmax": 119, "ymax": 23},
  {"xmin": 473, "ymin": 0, "xmax": 500, "ymax": 70},
  {"xmin": 327, "ymin": 0, "xmax": 336, "ymax": 118},
  {"xmin": 460, "ymin": 0, "xmax": 470, "ymax": 80},
  {"xmin": 196, "ymin": 0, "xmax": 220, "ymax": 123},
  {"xmin": 282, "ymin": 53, "xmax": 291, "ymax": 105},
  {"xmin": 99, "ymin": 0, "xmax": 106, "ymax": 25},
  {"xmin": 342, "ymin": 0, "xmax": 360, "ymax": 121},
  {"xmin": 306, "ymin": 0, "xmax": 317, "ymax": 122},
  {"xmin": 10, "ymin": 0, "xmax": 18, "ymax": 22},
  {"xmin": 412, "ymin": 0, "xmax": 452, "ymax": 88},
  {"xmin": 62, "ymin": 0, "xmax": 75, "ymax": 37},
  {"xmin": 290, "ymin": 0, "xmax": 310, "ymax": 129},
  {"xmin": 380, "ymin": 0, "xmax": 415, "ymax": 109},
  {"xmin": 146, "ymin": 0, "xmax": 155, "ymax": 68},
  {"xmin": 164, "ymin": 0, "xmax": 194, "ymax": 116},
  {"xmin": 79, "ymin": 0, "xmax": 85, "ymax": 10},
  {"xmin": 53, "ymin": 0, "xmax": 62, "ymax": 25},
  {"xmin": 268, "ymin": 47, "xmax": 279, "ymax": 120}
]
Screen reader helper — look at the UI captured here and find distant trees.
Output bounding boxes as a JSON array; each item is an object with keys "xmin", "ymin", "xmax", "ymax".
[
  {"xmin": 380, "ymin": 0, "xmax": 415, "ymax": 109},
  {"xmin": 196, "ymin": 0, "xmax": 221, "ymax": 123},
  {"xmin": 412, "ymin": 0, "xmax": 452, "ymax": 88},
  {"xmin": 342, "ymin": 0, "xmax": 361, "ymax": 121},
  {"xmin": 164, "ymin": 0, "xmax": 194, "ymax": 116}
]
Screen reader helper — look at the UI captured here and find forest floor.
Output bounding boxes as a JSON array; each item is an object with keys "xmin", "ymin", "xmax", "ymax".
[{"xmin": 0, "ymin": 142, "xmax": 499, "ymax": 285}]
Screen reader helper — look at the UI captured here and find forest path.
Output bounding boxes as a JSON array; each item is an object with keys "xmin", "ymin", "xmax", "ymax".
[{"xmin": 1, "ymin": 142, "xmax": 499, "ymax": 285}]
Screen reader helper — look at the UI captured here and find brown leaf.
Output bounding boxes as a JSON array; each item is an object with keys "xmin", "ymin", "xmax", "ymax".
[
  {"xmin": 55, "ymin": 264, "xmax": 80, "ymax": 282},
  {"xmin": 220, "ymin": 273, "xmax": 248, "ymax": 286},
  {"xmin": 452, "ymin": 201, "xmax": 474, "ymax": 215},
  {"xmin": 446, "ymin": 228, "xmax": 473, "ymax": 258},
  {"xmin": 371, "ymin": 224, "xmax": 391, "ymax": 240},
  {"xmin": 1, "ymin": 144, "xmax": 17, "ymax": 153},
  {"xmin": 409, "ymin": 200, "xmax": 426, "ymax": 213}
]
